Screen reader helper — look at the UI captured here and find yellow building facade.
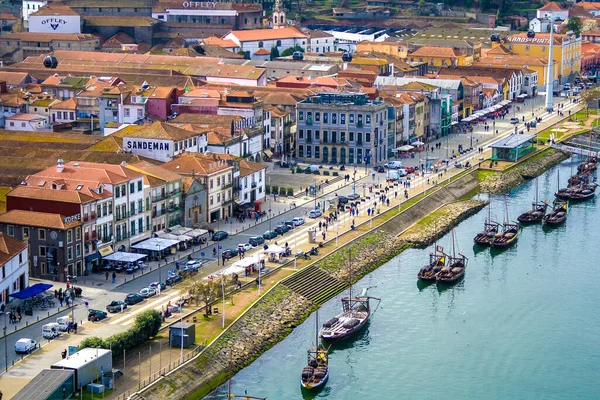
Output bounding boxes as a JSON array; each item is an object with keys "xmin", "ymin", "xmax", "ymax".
[
  {"xmin": 500, "ymin": 32, "xmax": 581, "ymax": 85},
  {"xmin": 356, "ymin": 41, "xmax": 408, "ymax": 59},
  {"xmin": 407, "ymin": 46, "xmax": 468, "ymax": 67}
]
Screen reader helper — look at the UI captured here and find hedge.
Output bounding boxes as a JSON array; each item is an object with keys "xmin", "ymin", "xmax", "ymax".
[
  {"xmin": 279, "ymin": 187, "xmax": 287, "ymax": 196},
  {"xmin": 77, "ymin": 310, "xmax": 162, "ymax": 356},
  {"xmin": 323, "ymin": 171, "xmax": 330, "ymax": 176},
  {"xmin": 265, "ymin": 184, "xmax": 271, "ymax": 195},
  {"xmin": 271, "ymin": 185, "xmax": 279, "ymax": 195},
  {"xmin": 296, "ymin": 167, "xmax": 303, "ymax": 173},
  {"xmin": 286, "ymin": 187, "xmax": 294, "ymax": 196}
]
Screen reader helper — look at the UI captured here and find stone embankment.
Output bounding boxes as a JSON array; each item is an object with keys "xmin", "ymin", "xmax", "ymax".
[
  {"xmin": 398, "ymin": 200, "xmax": 487, "ymax": 248},
  {"xmin": 146, "ymin": 285, "xmax": 312, "ymax": 399},
  {"xmin": 479, "ymin": 148, "xmax": 570, "ymax": 193}
]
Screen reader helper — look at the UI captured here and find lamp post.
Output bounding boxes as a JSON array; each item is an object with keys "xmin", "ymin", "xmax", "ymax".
[
  {"xmin": 221, "ymin": 276, "xmax": 225, "ymax": 329},
  {"xmin": 156, "ymin": 244, "xmax": 161, "ymax": 295},
  {"xmin": 3, "ymin": 311, "xmax": 7, "ymax": 372}
]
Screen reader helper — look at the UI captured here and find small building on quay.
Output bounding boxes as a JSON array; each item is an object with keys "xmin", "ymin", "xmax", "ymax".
[{"xmin": 490, "ymin": 133, "xmax": 536, "ymax": 162}]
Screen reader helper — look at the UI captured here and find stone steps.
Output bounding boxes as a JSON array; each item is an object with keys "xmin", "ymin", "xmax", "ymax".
[{"xmin": 282, "ymin": 265, "xmax": 347, "ymax": 305}]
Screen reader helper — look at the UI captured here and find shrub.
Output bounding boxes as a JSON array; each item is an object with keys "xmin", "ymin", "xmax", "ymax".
[
  {"xmin": 333, "ymin": 172, "xmax": 339, "ymax": 176},
  {"xmin": 313, "ymin": 170, "xmax": 320, "ymax": 175},
  {"xmin": 323, "ymin": 171, "xmax": 330, "ymax": 176},
  {"xmin": 286, "ymin": 187, "xmax": 294, "ymax": 196},
  {"xmin": 271, "ymin": 185, "xmax": 279, "ymax": 195},
  {"xmin": 279, "ymin": 187, "xmax": 287, "ymax": 196},
  {"xmin": 265, "ymin": 184, "xmax": 271, "ymax": 195},
  {"xmin": 77, "ymin": 310, "xmax": 162, "ymax": 356},
  {"xmin": 296, "ymin": 167, "xmax": 303, "ymax": 173}
]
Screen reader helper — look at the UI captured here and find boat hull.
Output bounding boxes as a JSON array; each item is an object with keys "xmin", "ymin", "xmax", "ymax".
[
  {"xmin": 320, "ymin": 317, "xmax": 368, "ymax": 343},
  {"xmin": 301, "ymin": 370, "xmax": 329, "ymax": 390},
  {"xmin": 436, "ymin": 269, "xmax": 465, "ymax": 284},
  {"xmin": 491, "ymin": 231, "xmax": 520, "ymax": 248}
]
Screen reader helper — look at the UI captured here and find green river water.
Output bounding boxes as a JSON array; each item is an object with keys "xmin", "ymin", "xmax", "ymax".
[{"xmin": 207, "ymin": 157, "xmax": 600, "ymax": 400}]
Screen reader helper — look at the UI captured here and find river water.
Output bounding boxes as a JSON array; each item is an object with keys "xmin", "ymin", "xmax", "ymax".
[{"xmin": 206, "ymin": 157, "xmax": 600, "ymax": 400}]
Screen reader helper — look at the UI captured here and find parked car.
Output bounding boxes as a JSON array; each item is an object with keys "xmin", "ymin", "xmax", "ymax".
[
  {"xmin": 347, "ymin": 193, "xmax": 360, "ymax": 201},
  {"xmin": 337, "ymin": 196, "xmax": 349, "ymax": 205},
  {"xmin": 185, "ymin": 260, "xmax": 201, "ymax": 271},
  {"xmin": 263, "ymin": 230, "xmax": 278, "ymax": 240},
  {"xmin": 212, "ymin": 231, "xmax": 229, "ymax": 241},
  {"xmin": 283, "ymin": 221, "xmax": 295, "ymax": 228},
  {"xmin": 274, "ymin": 223, "xmax": 290, "ymax": 235},
  {"xmin": 15, "ymin": 338, "xmax": 36, "ymax": 354},
  {"xmin": 238, "ymin": 243, "xmax": 253, "ymax": 252},
  {"xmin": 42, "ymin": 323, "xmax": 60, "ymax": 339},
  {"xmin": 530, "ymin": 120, "xmax": 537, "ymax": 128},
  {"xmin": 88, "ymin": 309, "xmax": 108, "ymax": 322},
  {"xmin": 106, "ymin": 301, "xmax": 128, "ymax": 313},
  {"xmin": 249, "ymin": 236, "xmax": 265, "ymax": 246},
  {"xmin": 510, "ymin": 117, "xmax": 519, "ymax": 124},
  {"xmin": 374, "ymin": 165, "xmax": 385, "ymax": 173},
  {"xmin": 384, "ymin": 161, "xmax": 404, "ymax": 169},
  {"xmin": 222, "ymin": 248, "xmax": 239, "ymax": 259},
  {"xmin": 124, "ymin": 293, "xmax": 144, "ymax": 305},
  {"xmin": 166, "ymin": 274, "xmax": 182, "ymax": 285},
  {"xmin": 292, "ymin": 217, "xmax": 305, "ymax": 226},
  {"xmin": 149, "ymin": 282, "xmax": 166, "ymax": 291},
  {"xmin": 405, "ymin": 166, "xmax": 415, "ymax": 174},
  {"xmin": 139, "ymin": 287, "xmax": 157, "ymax": 298},
  {"xmin": 308, "ymin": 209, "xmax": 322, "ymax": 218}
]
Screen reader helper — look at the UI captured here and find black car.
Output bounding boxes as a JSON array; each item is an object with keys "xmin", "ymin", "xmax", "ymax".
[
  {"xmin": 347, "ymin": 193, "xmax": 360, "ymax": 201},
  {"xmin": 106, "ymin": 301, "xmax": 127, "ymax": 313},
  {"xmin": 263, "ymin": 230, "xmax": 278, "ymax": 240},
  {"xmin": 166, "ymin": 274, "xmax": 182, "ymax": 285},
  {"xmin": 249, "ymin": 236, "xmax": 265, "ymax": 246},
  {"xmin": 337, "ymin": 196, "xmax": 349, "ymax": 205},
  {"xmin": 374, "ymin": 165, "xmax": 385, "ymax": 173},
  {"xmin": 222, "ymin": 248, "xmax": 239, "ymax": 259},
  {"xmin": 212, "ymin": 231, "xmax": 229, "ymax": 241},
  {"xmin": 283, "ymin": 221, "xmax": 295, "ymax": 228},
  {"xmin": 124, "ymin": 293, "xmax": 144, "ymax": 305},
  {"xmin": 88, "ymin": 309, "xmax": 108, "ymax": 322},
  {"xmin": 274, "ymin": 223, "xmax": 290, "ymax": 235}
]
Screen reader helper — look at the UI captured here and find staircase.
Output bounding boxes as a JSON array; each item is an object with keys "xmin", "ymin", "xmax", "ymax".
[{"xmin": 282, "ymin": 265, "xmax": 347, "ymax": 305}]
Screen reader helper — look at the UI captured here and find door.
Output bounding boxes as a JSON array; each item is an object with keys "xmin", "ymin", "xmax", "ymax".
[
  {"xmin": 322, "ymin": 147, "xmax": 329, "ymax": 163},
  {"xmin": 340, "ymin": 148, "xmax": 346, "ymax": 165},
  {"xmin": 193, "ymin": 210, "xmax": 199, "ymax": 224}
]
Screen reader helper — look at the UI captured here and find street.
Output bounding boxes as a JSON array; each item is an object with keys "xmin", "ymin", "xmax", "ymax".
[{"xmin": 0, "ymin": 94, "xmax": 582, "ymax": 393}]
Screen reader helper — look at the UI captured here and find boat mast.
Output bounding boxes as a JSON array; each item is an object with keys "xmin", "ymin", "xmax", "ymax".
[
  {"xmin": 504, "ymin": 194, "xmax": 509, "ymax": 224},
  {"xmin": 535, "ymin": 177, "xmax": 539, "ymax": 204},
  {"xmin": 315, "ymin": 308, "xmax": 319, "ymax": 349}
]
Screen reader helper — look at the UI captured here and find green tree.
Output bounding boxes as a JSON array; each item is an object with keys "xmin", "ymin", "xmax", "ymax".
[
  {"xmin": 281, "ymin": 45, "xmax": 305, "ymax": 57},
  {"xmin": 237, "ymin": 49, "xmax": 250, "ymax": 60},
  {"xmin": 270, "ymin": 46, "xmax": 280, "ymax": 60},
  {"xmin": 566, "ymin": 17, "xmax": 583, "ymax": 36},
  {"xmin": 580, "ymin": 87, "xmax": 600, "ymax": 115},
  {"xmin": 181, "ymin": 277, "xmax": 223, "ymax": 316}
]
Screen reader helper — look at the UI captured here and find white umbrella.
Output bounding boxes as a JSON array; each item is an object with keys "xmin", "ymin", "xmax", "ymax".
[{"xmin": 412, "ymin": 141, "xmax": 425, "ymax": 146}]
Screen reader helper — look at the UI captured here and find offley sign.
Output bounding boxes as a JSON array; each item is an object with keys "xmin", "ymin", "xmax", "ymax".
[
  {"xmin": 182, "ymin": 1, "xmax": 217, "ymax": 7},
  {"xmin": 41, "ymin": 18, "xmax": 68, "ymax": 31}
]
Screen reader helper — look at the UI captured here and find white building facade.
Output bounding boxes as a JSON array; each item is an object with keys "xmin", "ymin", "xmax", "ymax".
[
  {"xmin": 223, "ymin": 27, "xmax": 308, "ymax": 61},
  {"xmin": 0, "ymin": 236, "xmax": 28, "ymax": 306}
]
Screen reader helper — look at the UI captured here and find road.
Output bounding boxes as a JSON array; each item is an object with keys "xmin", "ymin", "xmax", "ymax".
[{"xmin": 0, "ymin": 95, "xmax": 581, "ymax": 384}]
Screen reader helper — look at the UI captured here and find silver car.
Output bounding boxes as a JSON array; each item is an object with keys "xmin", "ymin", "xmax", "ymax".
[{"xmin": 292, "ymin": 217, "xmax": 305, "ymax": 226}]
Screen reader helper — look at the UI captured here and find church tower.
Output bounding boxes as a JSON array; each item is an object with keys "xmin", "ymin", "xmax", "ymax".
[{"xmin": 272, "ymin": 0, "xmax": 286, "ymax": 29}]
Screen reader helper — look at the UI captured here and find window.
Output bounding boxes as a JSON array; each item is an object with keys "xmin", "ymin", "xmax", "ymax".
[
  {"xmin": 115, "ymin": 186, "xmax": 120, "ymax": 198},
  {"xmin": 298, "ymin": 145, "xmax": 304, "ymax": 157},
  {"xmin": 299, "ymin": 111, "xmax": 304, "ymax": 121},
  {"xmin": 331, "ymin": 131, "xmax": 337, "ymax": 143},
  {"xmin": 23, "ymin": 227, "xmax": 29, "ymax": 238},
  {"xmin": 130, "ymin": 182, "xmax": 135, "ymax": 194},
  {"xmin": 277, "ymin": 40, "xmax": 282, "ymax": 46},
  {"xmin": 18, "ymin": 251, "xmax": 23, "ymax": 264},
  {"xmin": 323, "ymin": 113, "xmax": 328, "ymax": 123},
  {"xmin": 67, "ymin": 230, "xmax": 72, "ymax": 243},
  {"xmin": 341, "ymin": 131, "xmax": 346, "ymax": 142},
  {"xmin": 39, "ymin": 229, "xmax": 46, "ymax": 240},
  {"xmin": 307, "ymin": 146, "xmax": 312, "ymax": 158},
  {"xmin": 332, "ymin": 113, "xmax": 337, "ymax": 124},
  {"xmin": 315, "ymin": 146, "xmax": 320, "ymax": 159},
  {"xmin": 366, "ymin": 114, "xmax": 371, "ymax": 124},
  {"xmin": 340, "ymin": 113, "xmax": 346, "ymax": 124},
  {"xmin": 315, "ymin": 112, "xmax": 320, "ymax": 122},
  {"xmin": 357, "ymin": 148, "xmax": 363, "ymax": 164},
  {"xmin": 138, "ymin": 218, "xmax": 143, "ymax": 233},
  {"xmin": 7, "ymin": 225, "xmax": 14, "ymax": 236},
  {"xmin": 258, "ymin": 41, "xmax": 263, "ymax": 48},
  {"xmin": 349, "ymin": 132, "xmax": 354, "ymax": 142},
  {"xmin": 121, "ymin": 185, "xmax": 126, "ymax": 197},
  {"xmin": 40, "ymin": 246, "xmax": 47, "ymax": 257},
  {"xmin": 67, "ymin": 247, "xmax": 73, "ymax": 260},
  {"xmin": 138, "ymin": 199, "xmax": 143, "ymax": 215},
  {"xmin": 299, "ymin": 129, "xmax": 304, "ymax": 139},
  {"xmin": 137, "ymin": 181, "xmax": 142, "ymax": 191},
  {"xmin": 366, "ymin": 133, "xmax": 371, "ymax": 143},
  {"xmin": 315, "ymin": 130, "xmax": 320, "ymax": 140},
  {"xmin": 130, "ymin": 221, "xmax": 136, "ymax": 236},
  {"xmin": 349, "ymin": 113, "xmax": 355, "ymax": 123},
  {"xmin": 124, "ymin": 108, "xmax": 130, "ymax": 117},
  {"xmin": 210, "ymin": 179, "xmax": 214, "ymax": 189},
  {"xmin": 76, "ymin": 227, "xmax": 81, "ymax": 240},
  {"xmin": 76, "ymin": 244, "xmax": 81, "ymax": 258}
]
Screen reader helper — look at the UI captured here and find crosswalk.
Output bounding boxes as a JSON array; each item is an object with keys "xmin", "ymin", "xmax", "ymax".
[{"xmin": 109, "ymin": 290, "xmax": 182, "ymax": 326}]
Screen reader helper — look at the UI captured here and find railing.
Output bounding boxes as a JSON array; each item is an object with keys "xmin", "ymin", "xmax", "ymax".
[
  {"xmin": 223, "ymin": 183, "xmax": 233, "ymax": 189},
  {"xmin": 152, "ymin": 194, "xmax": 165, "ymax": 202},
  {"xmin": 91, "ymin": 231, "xmax": 97, "ymax": 240},
  {"xmin": 167, "ymin": 189, "xmax": 181, "ymax": 197},
  {"xmin": 84, "ymin": 233, "xmax": 89, "ymax": 241},
  {"xmin": 222, "ymin": 199, "xmax": 233, "ymax": 205},
  {"xmin": 115, "ymin": 212, "xmax": 130, "ymax": 221},
  {"xmin": 90, "ymin": 212, "xmax": 96, "ymax": 220},
  {"xmin": 251, "ymin": 182, "xmax": 257, "ymax": 188},
  {"xmin": 83, "ymin": 214, "xmax": 89, "ymax": 222},
  {"xmin": 168, "ymin": 206, "xmax": 181, "ymax": 213},
  {"xmin": 152, "ymin": 209, "xmax": 167, "ymax": 217}
]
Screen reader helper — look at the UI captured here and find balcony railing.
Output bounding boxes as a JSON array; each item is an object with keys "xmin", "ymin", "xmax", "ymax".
[
  {"xmin": 167, "ymin": 189, "xmax": 181, "ymax": 197},
  {"xmin": 91, "ymin": 231, "xmax": 97, "ymax": 240},
  {"xmin": 222, "ymin": 199, "xmax": 233, "ymax": 206},
  {"xmin": 90, "ymin": 212, "xmax": 96, "ymax": 220},
  {"xmin": 168, "ymin": 206, "xmax": 181, "ymax": 213},
  {"xmin": 115, "ymin": 212, "xmax": 130, "ymax": 221},
  {"xmin": 152, "ymin": 209, "xmax": 167, "ymax": 217},
  {"xmin": 152, "ymin": 194, "xmax": 165, "ymax": 202},
  {"xmin": 251, "ymin": 182, "xmax": 257, "ymax": 188},
  {"xmin": 85, "ymin": 233, "xmax": 89, "ymax": 241},
  {"xmin": 83, "ymin": 214, "xmax": 89, "ymax": 222}
]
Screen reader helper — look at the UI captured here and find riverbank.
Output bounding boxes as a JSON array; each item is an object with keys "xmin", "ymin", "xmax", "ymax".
[{"xmin": 478, "ymin": 148, "xmax": 570, "ymax": 193}]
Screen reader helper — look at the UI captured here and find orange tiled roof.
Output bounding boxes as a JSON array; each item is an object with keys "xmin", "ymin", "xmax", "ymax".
[
  {"xmin": 0, "ymin": 233, "xmax": 27, "ymax": 266},
  {"xmin": 409, "ymin": 46, "xmax": 460, "ymax": 58},
  {"xmin": 202, "ymin": 37, "xmax": 238, "ymax": 48},
  {"xmin": 7, "ymin": 185, "xmax": 95, "ymax": 204},
  {"xmin": 0, "ymin": 210, "xmax": 82, "ymax": 230},
  {"xmin": 50, "ymin": 98, "xmax": 77, "ymax": 110},
  {"xmin": 254, "ymin": 48, "xmax": 270, "ymax": 55},
  {"xmin": 538, "ymin": 2, "xmax": 564, "ymax": 11},
  {"xmin": 161, "ymin": 153, "xmax": 233, "ymax": 176},
  {"xmin": 575, "ymin": 2, "xmax": 600, "ymax": 11}
]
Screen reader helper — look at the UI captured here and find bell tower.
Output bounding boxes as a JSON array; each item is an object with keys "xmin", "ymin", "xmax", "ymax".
[{"xmin": 272, "ymin": 0, "xmax": 286, "ymax": 29}]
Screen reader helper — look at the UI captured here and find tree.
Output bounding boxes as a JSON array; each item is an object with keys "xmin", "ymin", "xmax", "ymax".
[
  {"xmin": 281, "ymin": 45, "xmax": 304, "ymax": 57},
  {"xmin": 579, "ymin": 87, "xmax": 600, "ymax": 116},
  {"xmin": 237, "ymin": 49, "xmax": 250, "ymax": 60},
  {"xmin": 181, "ymin": 277, "xmax": 223, "ymax": 316},
  {"xmin": 582, "ymin": 19, "xmax": 598, "ymax": 33},
  {"xmin": 270, "ymin": 46, "xmax": 280, "ymax": 61},
  {"xmin": 565, "ymin": 17, "xmax": 583, "ymax": 36}
]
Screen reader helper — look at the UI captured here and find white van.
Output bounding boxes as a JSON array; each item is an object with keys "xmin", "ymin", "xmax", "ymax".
[
  {"xmin": 56, "ymin": 316, "xmax": 73, "ymax": 331},
  {"xmin": 15, "ymin": 338, "xmax": 36, "ymax": 353},
  {"xmin": 384, "ymin": 161, "xmax": 404, "ymax": 169},
  {"xmin": 42, "ymin": 323, "xmax": 61, "ymax": 339}
]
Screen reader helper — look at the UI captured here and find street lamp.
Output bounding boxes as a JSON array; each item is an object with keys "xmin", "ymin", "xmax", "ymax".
[
  {"xmin": 221, "ymin": 276, "xmax": 225, "ymax": 329},
  {"xmin": 156, "ymin": 244, "xmax": 161, "ymax": 294},
  {"xmin": 3, "ymin": 311, "xmax": 7, "ymax": 372}
]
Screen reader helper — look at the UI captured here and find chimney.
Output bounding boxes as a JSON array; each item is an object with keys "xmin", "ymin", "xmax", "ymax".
[{"xmin": 56, "ymin": 158, "xmax": 64, "ymax": 173}]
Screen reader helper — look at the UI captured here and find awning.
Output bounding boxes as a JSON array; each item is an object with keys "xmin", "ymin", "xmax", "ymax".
[
  {"xmin": 131, "ymin": 237, "xmax": 180, "ymax": 251},
  {"xmin": 397, "ymin": 145, "xmax": 414, "ymax": 152},
  {"xmin": 231, "ymin": 254, "xmax": 263, "ymax": 269},
  {"xmin": 264, "ymin": 149, "xmax": 273, "ymax": 157},
  {"xmin": 170, "ymin": 227, "xmax": 193, "ymax": 236},
  {"xmin": 10, "ymin": 283, "xmax": 53, "ymax": 299},
  {"xmin": 188, "ymin": 229, "xmax": 208, "ymax": 238},
  {"xmin": 159, "ymin": 233, "xmax": 189, "ymax": 242},
  {"xmin": 412, "ymin": 141, "xmax": 425, "ymax": 146},
  {"xmin": 98, "ymin": 245, "xmax": 114, "ymax": 257},
  {"xmin": 85, "ymin": 252, "xmax": 101, "ymax": 263},
  {"xmin": 102, "ymin": 252, "xmax": 147, "ymax": 263},
  {"xmin": 264, "ymin": 245, "xmax": 286, "ymax": 254}
]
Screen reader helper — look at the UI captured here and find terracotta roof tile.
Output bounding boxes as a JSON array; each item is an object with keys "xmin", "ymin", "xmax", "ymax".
[
  {"xmin": 0, "ymin": 233, "xmax": 27, "ymax": 266},
  {"xmin": 538, "ymin": 2, "xmax": 564, "ymax": 11},
  {"xmin": 50, "ymin": 98, "xmax": 77, "ymax": 110},
  {"xmin": 7, "ymin": 185, "xmax": 96, "ymax": 204},
  {"xmin": 201, "ymin": 37, "xmax": 238, "ymax": 48},
  {"xmin": 161, "ymin": 153, "xmax": 233, "ymax": 176},
  {"xmin": 239, "ymin": 159, "xmax": 267, "ymax": 177},
  {"xmin": 0, "ymin": 210, "xmax": 82, "ymax": 230},
  {"xmin": 409, "ymin": 46, "xmax": 460, "ymax": 58},
  {"xmin": 128, "ymin": 161, "xmax": 183, "ymax": 183},
  {"xmin": 31, "ymin": 5, "xmax": 79, "ymax": 16},
  {"xmin": 254, "ymin": 48, "xmax": 270, "ymax": 55}
]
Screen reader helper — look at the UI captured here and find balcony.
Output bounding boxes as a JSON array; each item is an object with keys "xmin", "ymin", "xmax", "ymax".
[
  {"xmin": 152, "ymin": 194, "xmax": 165, "ymax": 202},
  {"xmin": 168, "ymin": 205, "xmax": 181, "ymax": 213},
  {"xmin": 90, "ymin": 212, "xmax": 96, "ymax": 220},
  {"xmin": 83, "ymin": 214, "xmax": 89, "ymax": 222},
  {"xmin": 223, "ymin": 183, "xmax": 233, "ymax": 189},
  {"xmin": 152, "ymin": 209, "xmax": 166, "ymax": 217},
  {"xmin": 91, "ymin": 231, "xmax": 97, "ymax": 240},
  {"xmin": 251, "ymin": 182, "xmax": 257, "ymax": 188},
  {"xmin": 222, "ymin": 199, "xmax": 233, "ymax": 206},
  {"xmin": 85, "ymin": 233, "xmax": 89, "ymax": 241},
  {"xmin": 167, "ymin": 189, "xmax": 181, "ymax": 197},
  {"xmin": 115, "ymin": 212, "xmax": 130, "ymax": 221}
]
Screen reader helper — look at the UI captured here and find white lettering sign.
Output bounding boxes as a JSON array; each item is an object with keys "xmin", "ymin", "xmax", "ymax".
[
  {"xmin": 181, "ymin": 1, "xmax": 217, "ymax": 8},
  {"xmin": 64, "ymin": 214, "xmax": 81, "ymax": 224}
]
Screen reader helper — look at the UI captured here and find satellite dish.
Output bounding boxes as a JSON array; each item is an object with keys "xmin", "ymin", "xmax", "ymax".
[{"xmin": 43, "ymin": 55, "xmax": 58, "ymax": 69}]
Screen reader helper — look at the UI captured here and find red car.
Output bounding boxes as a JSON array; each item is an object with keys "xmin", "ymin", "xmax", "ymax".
[{"xmin": 405, "ymin": 166, "xmax": 415, "ymax": 173}]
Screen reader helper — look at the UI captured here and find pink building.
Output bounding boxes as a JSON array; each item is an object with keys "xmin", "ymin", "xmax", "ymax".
[{"xmin": 146, "ymin": 86, "xmax": 178, "ymax": 121}]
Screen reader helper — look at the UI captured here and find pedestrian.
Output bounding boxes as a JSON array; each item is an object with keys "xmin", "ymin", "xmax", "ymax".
[
  {"xmin": 112, "ymin": 271, "xmax": 116, "ymax": 283},
  {"xmin": 222, "ymin": 254, "xmax": 226, "ymax": 265},
  {"xmin": 105, "ymin": 271, "xmax": 109, "ymax": 281},
  {"xmin": 319, "ymin": 221, "xmax": 322, "ymax": 229},
  {"xmin": 59, "ymin": 296, "xmax": 64, "ymax": 307},
  {"xmin": 17, "ymin": 314, "xmax": 21, "ymax": 323},
  {"xmin": 54, "ymin": 289, "xmax": 58, "ymax": 298},
  {"xmin": 322, "ymin": 231, "xmax": 326, "ymax": 240},
  {"xmin": 73, "ymin": 322, "xmax": 77, "ymax": 334},
  {"xmin": 386, "ymin": 198, "xmax": 390, "ymax": 207}
]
